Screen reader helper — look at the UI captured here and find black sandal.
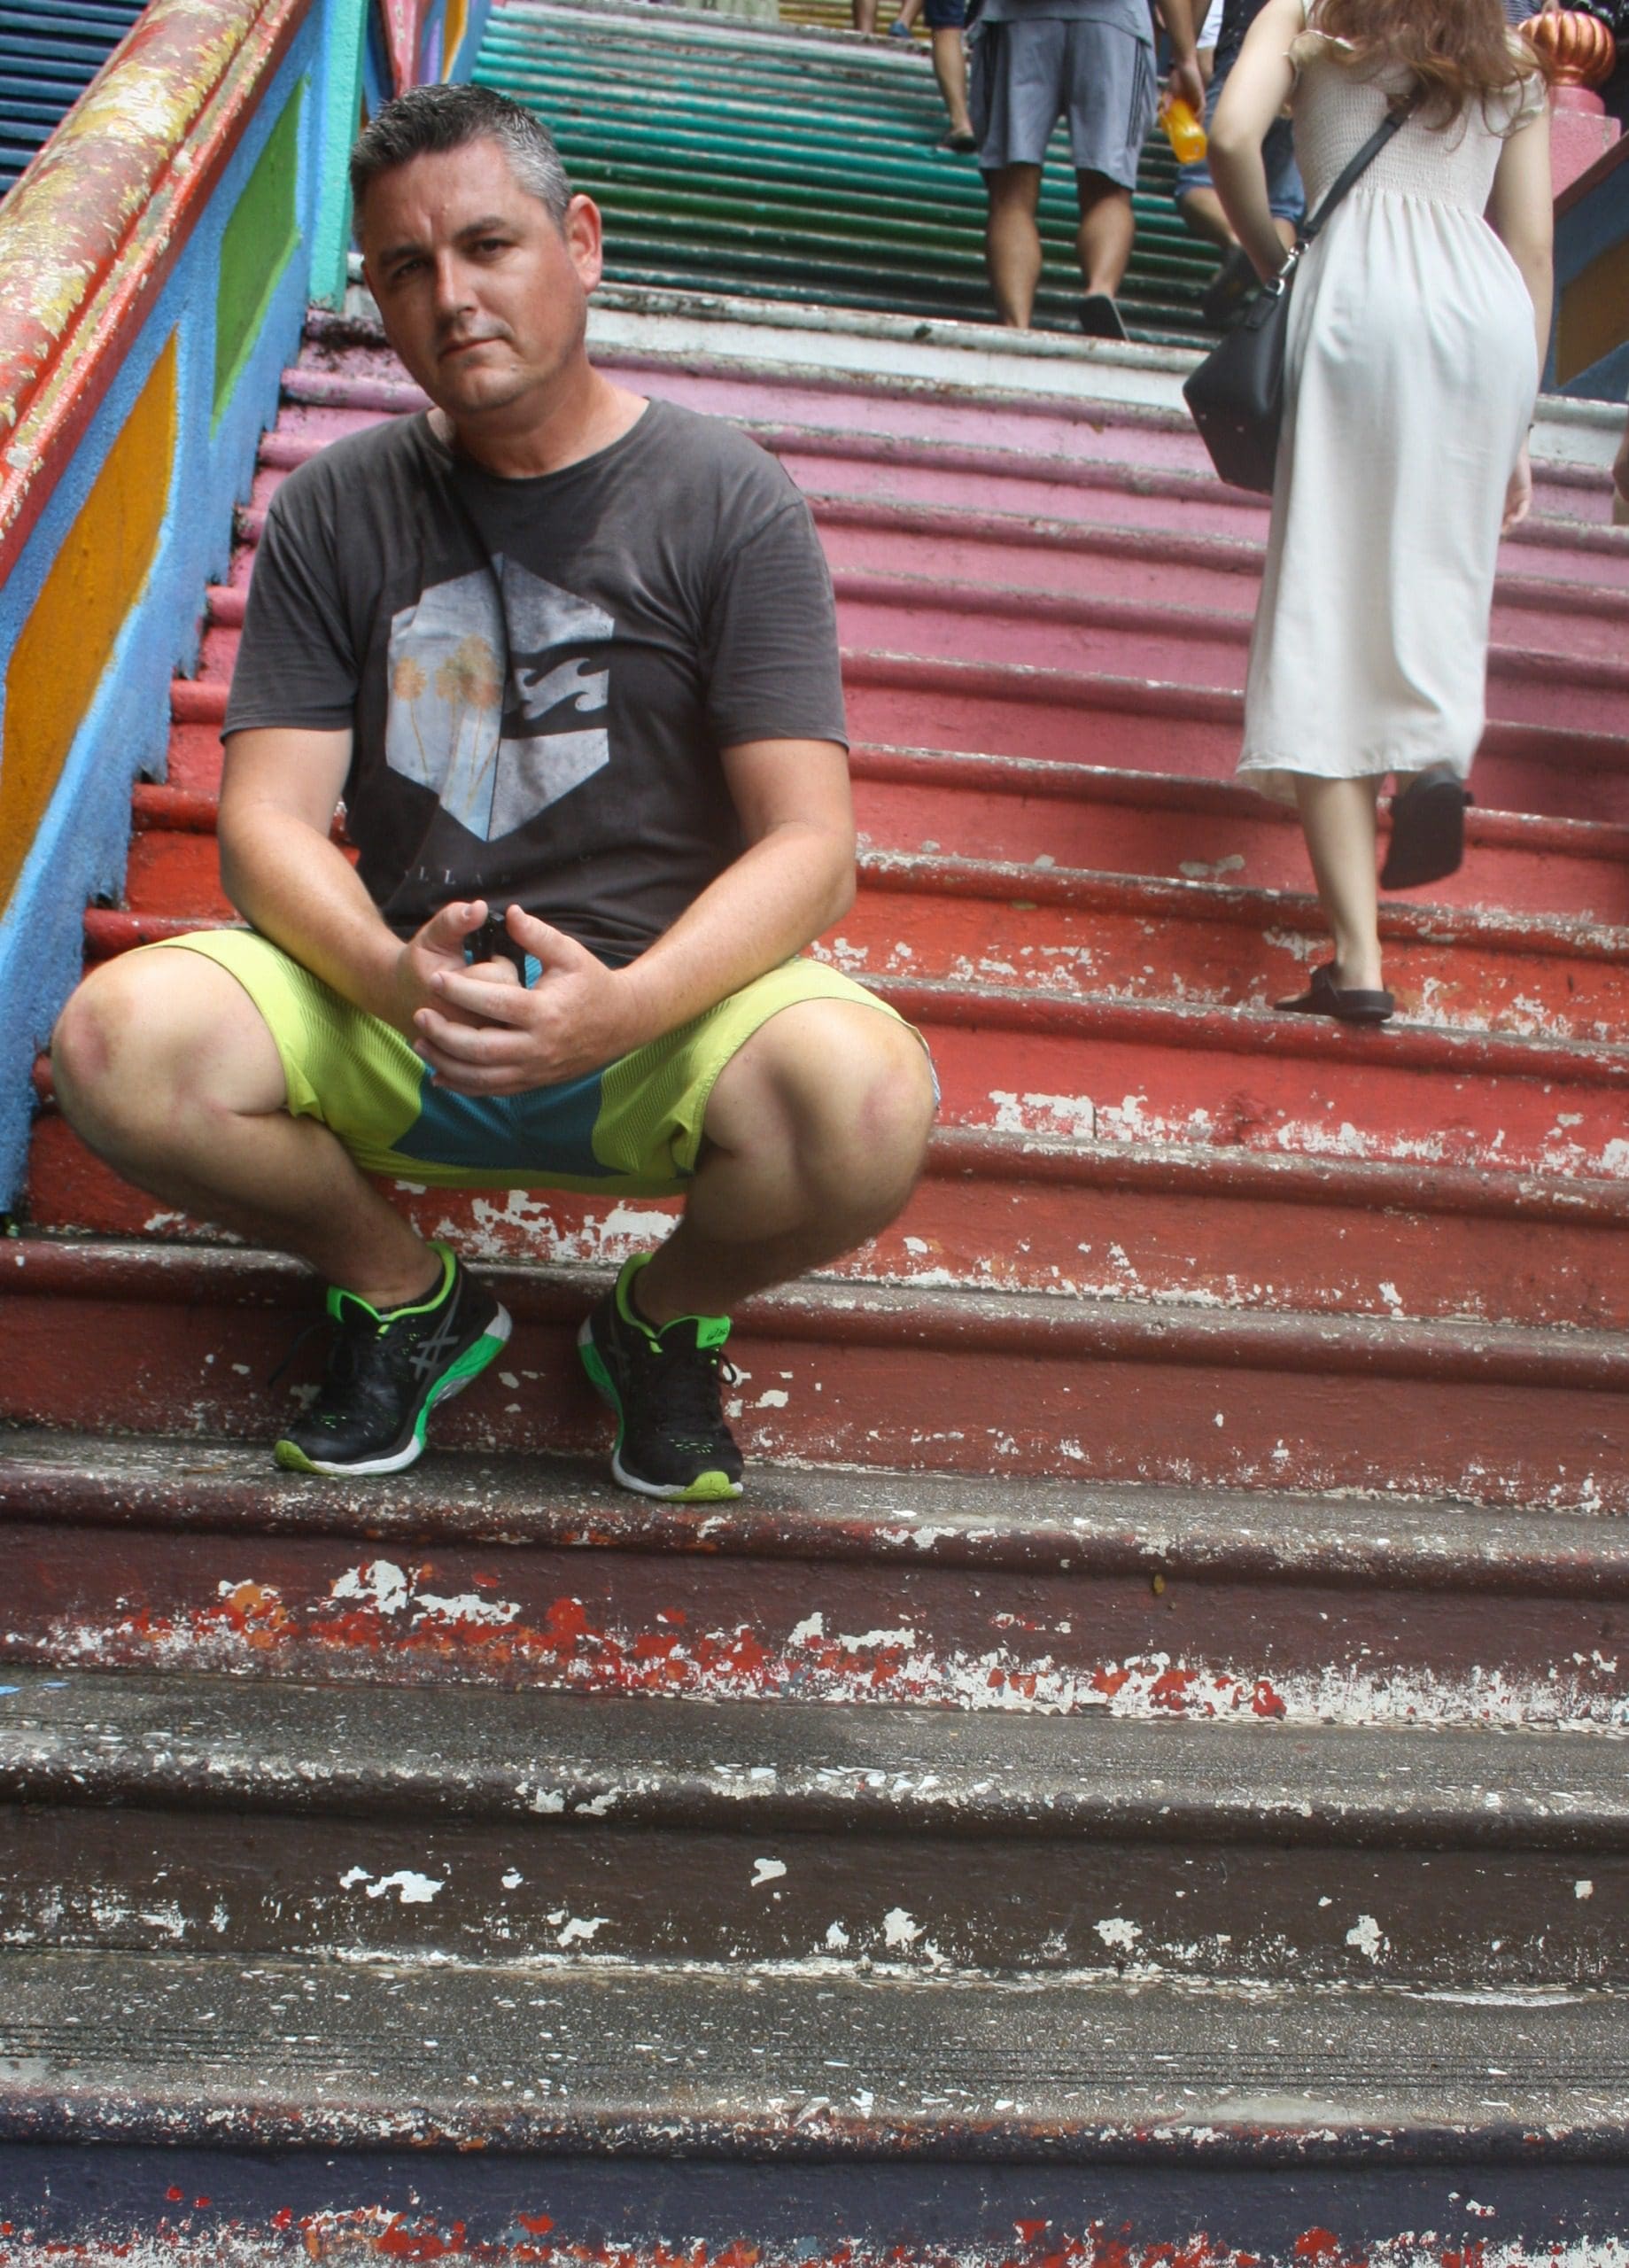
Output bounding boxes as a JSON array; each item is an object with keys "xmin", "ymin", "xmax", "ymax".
[
  {"xmin": 1380, "ymin": 765, "xmax": 1471, "ymax": 891},
  {"xmin": 1276, "ymin": 964, "xmax": 1394, "ymax": 1026}
]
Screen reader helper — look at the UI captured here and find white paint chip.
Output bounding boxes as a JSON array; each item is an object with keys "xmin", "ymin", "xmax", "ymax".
[
  {"xmin": 1576, "ymin": 1879, "xmax": 1595, "ymax": 1900},
  {"xmin": 751, "ymin": 1857, "xmax": 788, "ymax": 1888},
  {"xmin": 1346, "ymin": 1914, "xmax": 1386, "ymax": 1960},
  {"xmin": 882, "ymin": 1907, "xmax": 921, "ymax": 1948},
  {"xmin": 365, "ymin": 1870, "xmax": 444, "ymax": 1906},
  {"xmin": 1094, "ymin": 1917, "xmax": 1142, "ymax": 1953}
]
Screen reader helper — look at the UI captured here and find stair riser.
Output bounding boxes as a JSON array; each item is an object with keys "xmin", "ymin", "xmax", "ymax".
[
  {"xmin": 854, "ymin": 773, "xmax": 1629, "ymax": 928},
  {"xmin": 4, "ymin": 1807, "xmax": 1622, "ymax": 1987},
  {"xmin": 918, "ymin": 1012, "xmax": 1629, "ymax": 1180},
  {"xmin": 833, "ymin": 594, "xmax": 1629, "ymax": 739},
  {"xmin": 27, "ymin": 1116, "xmax": 1629, "ymax": 1331},
  {"xmin": 168, "ymin": 656, "xmax": 1629, "ymax": 826},
  {"xmin": 818, "ymin": 520, "xmax": 1629, "ymax": 669},
  {"xmin": 6, "ymin": 1519, "xmax": 1628, "ymax": 1722},
  {"xmin": 3, "ymin": 1284, "xmax": 1626, "ymax": 1504},
  {"xmin": 112, "ymin": 835, "xmax": 1629, "ymax": 1043},
  {"xmin": 842, "ymin": 677, "xmax": 1629, "ymax": 826},
  {"xmin": 781, "ymin": 440, "xmax": 1629, "ymax": 587},
  {"xmin": 192, "ymin": 601, "xmax": 1629, "ymax": 743}
]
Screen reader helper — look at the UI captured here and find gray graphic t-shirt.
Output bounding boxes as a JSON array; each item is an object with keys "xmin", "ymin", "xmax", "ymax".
[{"xmin": 225, "ymin": 397, "xmax": 849, "ymax": 961}]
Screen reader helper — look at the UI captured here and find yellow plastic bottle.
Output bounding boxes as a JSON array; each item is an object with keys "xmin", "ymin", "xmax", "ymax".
[{"xmin": 1161, "ymin": 96, "xmax": 1208, "ymax": 164}]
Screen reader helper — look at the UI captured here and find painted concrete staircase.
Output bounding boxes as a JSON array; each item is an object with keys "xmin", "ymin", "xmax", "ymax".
[{"xmin": 5, "ymin": 303, "xmax": 1629, "ymax": 2248}]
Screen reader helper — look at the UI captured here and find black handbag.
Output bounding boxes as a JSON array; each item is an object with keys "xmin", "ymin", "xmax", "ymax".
[{"xmin": 1182, "ymin": 101, "xmax": 1416, "ymax": 494}]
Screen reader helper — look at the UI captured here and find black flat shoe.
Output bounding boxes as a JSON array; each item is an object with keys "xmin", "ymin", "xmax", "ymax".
[
  {"xmin": 1276, "ymin": 963, "xmax": 1394, "ymax": 1026},
  {"xmin": 1380, "ymin": 764, "xmax": 1471, "ymax": 891}
]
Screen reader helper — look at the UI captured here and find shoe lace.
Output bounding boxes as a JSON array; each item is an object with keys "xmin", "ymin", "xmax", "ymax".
[
  {"xmin": 647, "ymin": 1339, "xmax": 739, "ymax": 1453},
  {"xmin": 266, "ymin": 1303, "xmax": 374, "ymax": 1414}
]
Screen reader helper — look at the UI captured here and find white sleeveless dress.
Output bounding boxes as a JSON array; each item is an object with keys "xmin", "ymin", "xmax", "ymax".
[{"xmin": 1237, "ymin": 18, "xmax": 1545, "ymax": 804}]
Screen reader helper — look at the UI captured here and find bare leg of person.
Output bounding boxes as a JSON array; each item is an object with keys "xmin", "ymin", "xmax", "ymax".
[
  {"xmin": 853, "ymin": 0, "xmax": 880, "ymax": 33},
  {"xmin": 1074, "ymin": 171, "xmax": 1135, "ymax": 299},
  {"xmin": 931, "ymin": 25, "xmax": 973, "ymax": 136},
  {"xmin": 1178, "ymin": 185, "xmax": 1235, "ymax": 251},
  {"xmin": 1292, "ymin": 775, "xmax": 1386, "ymax": 994},
  {"xmin": 52, "ymin": 951, "xmax": 436, "ymax": 1309},
  {"xmin": 984, "ymin": 163, "xmax": 1044, "ymax": 328},
  {"xmin": 636, "ymin": 1002, "xmax": 937, "ymax": 1326}
]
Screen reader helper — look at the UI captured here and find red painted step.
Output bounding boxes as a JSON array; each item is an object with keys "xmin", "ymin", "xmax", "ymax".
[
  {"xmin": 5, "ymin": 1433, "xmax": 1629, "ymax": 1728},
  {"xmin": 111, "ymin": 793, "xmax": 1629, "ymax": 1044},
  {"xmin": 4, "ymin": 1239, "xmax": 1627, "ymax": 1510},
  {"xmin": 28, "ymin": 1110, "xmax": 1629, "ymax": 1331},
  {"xmin": 850, "ymin": 749, "xmax": 1629, "ymax": 928}
]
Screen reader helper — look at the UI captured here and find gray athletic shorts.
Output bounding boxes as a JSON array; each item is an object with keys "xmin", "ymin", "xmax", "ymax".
[{"xmin": 969, "ymin": 16, "xmax": 1157, "ymax": 186}]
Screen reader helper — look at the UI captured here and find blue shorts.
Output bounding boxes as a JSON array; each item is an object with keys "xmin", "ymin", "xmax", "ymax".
[
  {"xmin": 923, "ymin": 0, "xmax": 966, "ymax": 27},
  {"xmin": 1175, "ymin": 68, "xmax": 1305, "ymax": 223}
]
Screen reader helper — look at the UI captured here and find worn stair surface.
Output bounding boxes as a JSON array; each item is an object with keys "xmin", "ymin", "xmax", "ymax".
[{"xmin": 5, "ymin": 183, "xmax": 1629, "ymax": 2268}]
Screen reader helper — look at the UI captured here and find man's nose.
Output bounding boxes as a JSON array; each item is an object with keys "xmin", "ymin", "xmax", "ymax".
[{"xmin": 432, "ymin": 252, "xmax": 477, "ymax": 320}]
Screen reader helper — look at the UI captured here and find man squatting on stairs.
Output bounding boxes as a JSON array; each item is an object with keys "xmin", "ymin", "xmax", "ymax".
[{"xmin": 50, "ymin": 84, "xmax": 939, "ymax": 1504}]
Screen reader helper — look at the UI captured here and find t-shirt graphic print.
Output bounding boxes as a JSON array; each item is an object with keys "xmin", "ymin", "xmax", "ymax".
[
  {"xmin": 224, "ymin": 397, "xmax": 848, "ymax": 961},
  {"xmin": 385, "ymin": 562, "xmax": 614, "ymax": 843}
]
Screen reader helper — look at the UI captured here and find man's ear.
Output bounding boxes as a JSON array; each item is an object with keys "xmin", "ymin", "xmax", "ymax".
[{"xmin": 563, "ymin": 193, "xmax": 605, "ymax": 291}]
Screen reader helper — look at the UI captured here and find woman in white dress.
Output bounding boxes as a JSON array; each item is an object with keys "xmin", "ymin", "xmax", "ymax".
[{"xmin": 1209, "ymin": 0, "xmax": 1553, "ymax": 1023}]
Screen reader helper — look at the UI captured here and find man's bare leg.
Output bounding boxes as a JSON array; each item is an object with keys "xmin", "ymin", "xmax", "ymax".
[
  {"xmin": 51, "ymin": 951, "xmax": 435, "ymax": 1309},
  {"xmin": 1075, "ymin": 170, "xmax": 1135, "ymax": 298},
  {"xmin": 984, "ymin": 162, "xmax": 1044, "ymax": 328},
  {"xmin": 931, "ymin": 26, "xmax": 973, "ymax": 138},
  {"xmin": 1177, "ymin": 184, "xmax": 1235, "ymax": 252},
  {"xmin": 637, "ymin": 1001, "xmax": 937, "ymax": 1325},
  {"xmin": 852, "ymin": 0, "xmax": 879, "ymax": 32}
]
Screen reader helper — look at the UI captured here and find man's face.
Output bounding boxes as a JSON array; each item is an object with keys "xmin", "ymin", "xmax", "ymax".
[{"xmin": 360, "ymin": 137, "xmax": 602, "ymax": 424}]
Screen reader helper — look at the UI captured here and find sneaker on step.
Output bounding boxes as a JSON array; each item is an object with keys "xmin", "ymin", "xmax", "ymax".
[
  {"xmin": 274, "ymin": 1242, "xmax": 511, "ymax": 1477},
  {"xmin": 578, "ymin": 1254, "xmax": 744, "ymax": 1502}
]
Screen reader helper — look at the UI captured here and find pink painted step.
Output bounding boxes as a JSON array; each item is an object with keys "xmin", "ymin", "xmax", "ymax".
[{"xmin": 842, "ymin": 654, "xmax": 1629, "ymax": 824}]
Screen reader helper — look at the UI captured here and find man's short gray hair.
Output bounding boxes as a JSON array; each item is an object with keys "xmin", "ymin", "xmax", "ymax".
[{"xmin": 350, "ymin": 83, "xmax": 572, "ymax": 223}]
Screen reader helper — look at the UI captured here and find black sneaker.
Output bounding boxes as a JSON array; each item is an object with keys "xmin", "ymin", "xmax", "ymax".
[
  {"xmin": 577, "ymin": 1254, "xmax": 744, "ymax": 1502},
  {"xmin": 274, "ymin": 1242, "xmax": 511, "ymax": 1477}
]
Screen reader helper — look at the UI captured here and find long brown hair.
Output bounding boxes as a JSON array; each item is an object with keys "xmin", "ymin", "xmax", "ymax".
[{"xmin": 1311, "ymin": 0, "xmax": 1548, "ymax": 124}]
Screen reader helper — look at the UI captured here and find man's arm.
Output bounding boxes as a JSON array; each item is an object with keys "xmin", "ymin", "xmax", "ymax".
[
  {"xmin": 1157, "ymin": 0, "xmax": 1205, "ymax": 116},
  {"xmin": 412, "ymin": 735, "xmax": 855, "ymax": 1095},
  {"xmin": 219, "ymin": 725, "xmax": 495, "ymax": 1036}
]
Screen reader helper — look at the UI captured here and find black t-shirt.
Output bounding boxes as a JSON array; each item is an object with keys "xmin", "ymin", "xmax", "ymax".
[
  {"xmin": 1214, "ymin": 0, "xmax": 1268, "ymax": 74},
  {"xmin": 224, "ymin": 397, "xmax": 849, "ymax": 960}
]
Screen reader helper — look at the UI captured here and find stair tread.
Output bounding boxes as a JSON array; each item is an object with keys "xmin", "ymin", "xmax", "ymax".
[
  {"xmin": 4, "ymin": 1666, "xmax": 1626, "ymax": 1838},
  {"xmin": 1, "ymin": 1947, "xmax": 1625, "ymax": 2156}
]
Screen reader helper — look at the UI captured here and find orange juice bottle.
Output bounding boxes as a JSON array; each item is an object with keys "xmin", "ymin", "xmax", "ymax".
[{"xmin": 1160, "ymin": 96, "xmax": 1207, "ymax": 164}]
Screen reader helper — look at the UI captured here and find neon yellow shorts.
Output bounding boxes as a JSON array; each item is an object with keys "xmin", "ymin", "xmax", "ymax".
[{"xmin": 153, "ymin": 929, "xmax": 918, "ymax": 1198}]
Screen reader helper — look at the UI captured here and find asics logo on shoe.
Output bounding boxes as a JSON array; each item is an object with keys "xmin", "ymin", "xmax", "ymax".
[{"xmin": 408, "ymin": 1301, "xmax": 464, "ymax": 1382}]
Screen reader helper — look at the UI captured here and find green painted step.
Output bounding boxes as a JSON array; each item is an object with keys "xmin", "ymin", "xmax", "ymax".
[{"xmin": 476, "ymin": 4, "xmax": 1219, "ymax": 340}]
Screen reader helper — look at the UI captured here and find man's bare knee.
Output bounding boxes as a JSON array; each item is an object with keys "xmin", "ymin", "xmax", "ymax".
[
  {"xmin": 712, "ymin": 1002, "xmax": 935, "ymax": 1205},
  {"xmin": 53, "ymin": 951, "xmax": 284, "ymax": 1154}
]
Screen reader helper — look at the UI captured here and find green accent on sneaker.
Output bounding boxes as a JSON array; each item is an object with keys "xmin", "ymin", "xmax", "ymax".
[
  {"xmin": 272, "ymin": 1440, "xmax": 322, "ymax": 1475},
  {"xmin": 694, "ymin": 1315, "xmax": 730, "ymax": 1350},
  {"xmin": 327, "ymin": 1241, "xmax": 456, "ymax": 1332}
]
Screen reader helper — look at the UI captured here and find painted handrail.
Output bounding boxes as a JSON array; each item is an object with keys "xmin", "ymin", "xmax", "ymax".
[{"xmin": 0, "ymin": 0, "xmax": 316, "ymax": 577}]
